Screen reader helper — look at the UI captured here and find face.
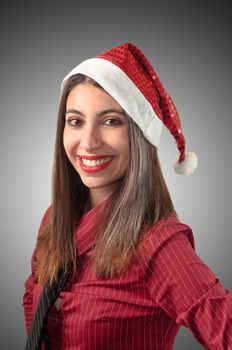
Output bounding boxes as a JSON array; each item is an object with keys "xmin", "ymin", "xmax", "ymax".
[{"xmin": 63, "ymin": 83, "xmax": 130, "ymax": 200}]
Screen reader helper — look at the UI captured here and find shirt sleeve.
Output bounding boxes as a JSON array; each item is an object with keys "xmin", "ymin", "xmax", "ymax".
[
  {"xmin": 22, "ymin": 207, "xmax": 51, "ymax": 336},
  {"xmin": 22, "ymin": 251, "xmax": 37, "ymax": 335},
  {"xmin": 147, "ymin": 227, "xmax": 232, "ymax": 349}
]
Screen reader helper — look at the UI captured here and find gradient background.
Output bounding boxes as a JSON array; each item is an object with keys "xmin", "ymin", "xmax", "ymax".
[{"xmin": 1, "ymin": 1, "xmax": 231, "ymax": 349}]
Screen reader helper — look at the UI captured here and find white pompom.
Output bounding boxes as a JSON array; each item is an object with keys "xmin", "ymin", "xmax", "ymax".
[{"xmin": 173, "ymin": 151, "xmax": 198, "ymax": 175}]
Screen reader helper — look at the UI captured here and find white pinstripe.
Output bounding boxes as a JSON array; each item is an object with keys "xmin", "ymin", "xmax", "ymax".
[{"xmin": 23, "ymin": 206, "xmax": 232, "ymax": 349}]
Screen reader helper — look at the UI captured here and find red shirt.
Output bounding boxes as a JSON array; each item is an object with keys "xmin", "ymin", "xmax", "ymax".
[{"xmin": 23, "ymin": 198, "xmax": 232, "ymax": 349}]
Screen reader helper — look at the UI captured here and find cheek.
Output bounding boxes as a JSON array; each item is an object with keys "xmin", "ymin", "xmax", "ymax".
[
  {"xmin": 63, "ymin": 130, "xmax": 77, "ymax": 155},
  {"xmin": 118, "ymin": 139, "xmax": 130, "ymax": 167}
]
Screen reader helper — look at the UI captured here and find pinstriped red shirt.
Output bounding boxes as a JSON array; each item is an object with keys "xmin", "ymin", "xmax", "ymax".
[{"xmin": 23, "ymin": 198, "xmax": 232, "ymax": 349}]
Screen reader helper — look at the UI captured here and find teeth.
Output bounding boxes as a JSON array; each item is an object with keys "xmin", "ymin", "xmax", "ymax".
[{"xmin": 81, "ymin": 157, "xmax": 113, "ymax": 167}]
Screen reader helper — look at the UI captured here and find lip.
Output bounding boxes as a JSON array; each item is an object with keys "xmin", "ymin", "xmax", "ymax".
[
  {"xmin": 78, "ymin": 155, "xmax": 114, "ymax": 173},
  {"xmin": 78, "ymin": 155, "xmax": 114, "ymax": 160}
]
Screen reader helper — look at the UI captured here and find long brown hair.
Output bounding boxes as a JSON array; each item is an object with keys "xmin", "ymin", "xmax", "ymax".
[{"xmin": 35, "ymin": 73, "xmax": 177, "ymax": 285}]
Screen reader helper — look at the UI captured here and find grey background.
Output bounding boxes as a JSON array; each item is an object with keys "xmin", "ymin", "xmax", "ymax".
[{"xmin": 1, "ymin": 1, "xmax": 231, "ymax": 349}]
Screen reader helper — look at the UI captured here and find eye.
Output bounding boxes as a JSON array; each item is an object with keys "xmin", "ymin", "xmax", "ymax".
[
  {"xmin": 104, "ymin": 118, "xmax": 122, "ymax": 126},
  {"xmin": 67, "ymin": 118, "xmax": 83, "ymax": 127}
]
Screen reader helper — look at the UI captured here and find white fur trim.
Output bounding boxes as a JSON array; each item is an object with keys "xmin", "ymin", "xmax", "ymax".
[
  {"xmin": 173, "ymin": 151, "xmax": 198, "ymax": 175},
  {"xmin": 62, "ymin": 58, "xmax": 163, "ymax": 147}
]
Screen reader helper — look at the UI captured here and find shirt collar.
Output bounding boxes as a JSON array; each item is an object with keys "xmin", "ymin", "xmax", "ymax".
[{"xmin": 75, "ymin": 194, "xmax": 113, "ymax": 256}]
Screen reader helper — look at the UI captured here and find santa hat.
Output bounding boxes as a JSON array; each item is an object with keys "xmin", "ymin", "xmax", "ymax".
[{"xmin": 62, "ymin": 42, "xmax": 198, "ymax": 175}]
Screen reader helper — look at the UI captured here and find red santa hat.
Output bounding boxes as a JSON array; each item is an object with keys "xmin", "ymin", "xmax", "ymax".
[{"xmin": 62, "ymin": 42, "xmax": 198, "ymax": 175}]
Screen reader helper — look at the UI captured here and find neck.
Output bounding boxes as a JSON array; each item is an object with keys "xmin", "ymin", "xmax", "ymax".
[
  {"xmin": 85, "ymin": 180, "xmax": 122, "ymax": 212},
  {"xmin": 88, "ymin": 187, "xmax": 113, "ymax": 209}
]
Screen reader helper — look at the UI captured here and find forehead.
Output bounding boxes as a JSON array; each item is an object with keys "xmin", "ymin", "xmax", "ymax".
[{"xmin": 66, "ymin": 83, "xmax": 124, "ymax": 111}]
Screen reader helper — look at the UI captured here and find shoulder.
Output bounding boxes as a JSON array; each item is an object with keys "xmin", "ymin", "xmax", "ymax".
[
  {"xmin": 139, "ymin": 214, "xmax": 195, "ymax": 260},
  {"xmin": 37, "ymin": 205, "xmax": 52, "ymax": 236}
]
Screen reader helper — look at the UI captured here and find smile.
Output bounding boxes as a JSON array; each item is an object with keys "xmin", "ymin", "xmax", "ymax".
[
  {"xmin": 81, "ymin": 156, "xmax": 113, "ymax": 167},
  {"xmin": 78, "ymin": 156, "xmax": 114, "ymax": 173}
]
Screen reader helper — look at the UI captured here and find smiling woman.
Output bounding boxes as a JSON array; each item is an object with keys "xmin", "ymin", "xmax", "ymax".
[
  {"xmin": 63, "ymin": 83, "xmax": 130, "ymax": 204},
  {"xmin": 23, "ymin": 43, "xmax": 232, "ymax": 350}
]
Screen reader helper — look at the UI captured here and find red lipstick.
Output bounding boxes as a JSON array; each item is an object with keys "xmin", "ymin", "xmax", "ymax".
[
  {"xmin": 79, "ymin": 155, "xmax": 112, "ymax": 160},
  {"xmin": 78, "ymin": 155, "xmax": 114, "ymax": 173}
]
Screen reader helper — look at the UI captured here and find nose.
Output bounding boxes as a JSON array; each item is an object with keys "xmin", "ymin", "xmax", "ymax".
[{"xmin": 79, "ymin": 124, "xmax": 102, "ymax": 152}]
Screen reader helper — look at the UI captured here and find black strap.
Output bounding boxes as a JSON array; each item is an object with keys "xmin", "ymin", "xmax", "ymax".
[{"xmin": 25, "ymin": 268, "xmax": 71, "ymax": 350}]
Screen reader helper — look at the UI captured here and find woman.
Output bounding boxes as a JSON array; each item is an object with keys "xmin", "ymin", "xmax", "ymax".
[{"xmin": 23, "ymin": 42, "xmax": 232, "ymax": 349}]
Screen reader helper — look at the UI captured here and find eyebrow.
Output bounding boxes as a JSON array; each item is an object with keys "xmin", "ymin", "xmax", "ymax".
[{"xmin": 65, "ymin": 108, "xmax": 126, "ymax": 117}]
